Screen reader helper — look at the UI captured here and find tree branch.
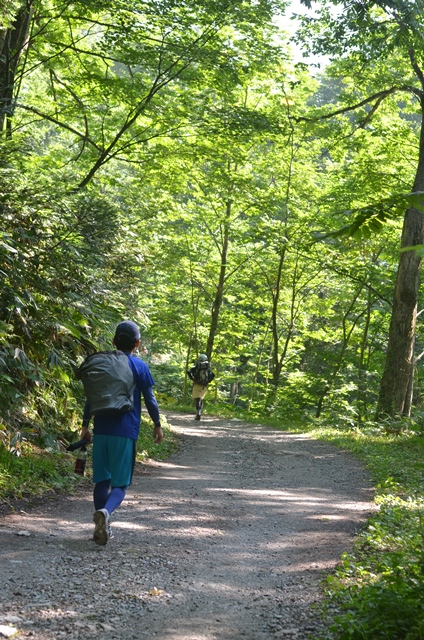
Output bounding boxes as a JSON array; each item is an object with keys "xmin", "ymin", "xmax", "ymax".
[
  {"xmin": 409, "ymin": 47, "xmax": 424, "ymax": 90},
  {"xmin": 76, "ymin": 17, "xmax": 225, "ymax": 190},
  {"xmin": 15, "ymin": 102, "xmax": 100, "ymax": 150},
  {"xmin": 297, "ymin": 86, "xmax": 423, "ymax": 123}
]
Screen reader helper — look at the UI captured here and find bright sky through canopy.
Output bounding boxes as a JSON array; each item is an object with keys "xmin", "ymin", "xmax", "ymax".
[{"xmin": 276, "ymin": 0, "xmax": 328, "ymax": 67}]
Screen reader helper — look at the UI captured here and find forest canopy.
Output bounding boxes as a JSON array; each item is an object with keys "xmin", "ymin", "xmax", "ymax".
[{"xmin": 1, "ymin": 0, "xmax": 424, "ymax": 448}]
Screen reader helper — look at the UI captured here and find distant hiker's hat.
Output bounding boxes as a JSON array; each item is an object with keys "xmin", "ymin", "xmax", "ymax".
[
  {"xmin": 198, "ymin": 353, "xmax": 208, "ymax": 362},
  {"xmin": 114, "ymin": 320, "xmax": 140, "ymax": 343}
]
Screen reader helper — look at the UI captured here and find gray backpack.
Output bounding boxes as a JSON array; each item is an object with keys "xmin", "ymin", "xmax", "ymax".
[
  {"xmin": 76, "ymin": 350, "xmax": 136, "ymax": 415},
  {"xmin": 194, "ymin": 360, "xmax": 210, "ymax": 387}
]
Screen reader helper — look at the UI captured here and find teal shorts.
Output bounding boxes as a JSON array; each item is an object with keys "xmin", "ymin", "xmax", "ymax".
[{"xmin": 92, "ymin": 434, "xmax": 136, "ymax": 487}]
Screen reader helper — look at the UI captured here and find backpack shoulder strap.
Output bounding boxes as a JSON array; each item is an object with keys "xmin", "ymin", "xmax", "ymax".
[{"xmin": 127, "ymin": 355, "xmax": 137, "ymax": 385}]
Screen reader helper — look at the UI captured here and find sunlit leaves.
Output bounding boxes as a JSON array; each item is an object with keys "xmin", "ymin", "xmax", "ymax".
[
  {"xmin": 314, "ymin": 192, "xmax": 424, "ymax": 241},
  {"xmin": 12, "ymin": 0, "xmax": 291, "ymax": 188}
]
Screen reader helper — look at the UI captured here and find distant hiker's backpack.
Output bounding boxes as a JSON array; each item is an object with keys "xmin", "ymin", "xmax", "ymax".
[
  {"xmin": 76, "ymin": 350, "xmax": 136, "ymax": 415},
  {"xmin": 194, "ymin": 359, "xmax": 210, "ymax": 387}
]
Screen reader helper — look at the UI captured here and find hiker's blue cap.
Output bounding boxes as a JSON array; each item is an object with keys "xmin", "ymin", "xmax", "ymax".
[{"xmin": 114, "ymin": 320, "xmax": 140, "ymax": 342}]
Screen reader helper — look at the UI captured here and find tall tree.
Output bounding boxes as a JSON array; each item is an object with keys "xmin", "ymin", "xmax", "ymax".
[
  {"xmin": 297, "ymin": 0, "xmax": 424, "ymax": 417},
  {"xmin": 0, "ymin": 0, "xmax": 32, "ymax": 135}
]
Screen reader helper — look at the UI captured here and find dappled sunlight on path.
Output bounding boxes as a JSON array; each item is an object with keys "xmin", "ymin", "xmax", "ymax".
[{"xmin": 0, "ymin": 412, "xmax": 374, "ymax": 640}]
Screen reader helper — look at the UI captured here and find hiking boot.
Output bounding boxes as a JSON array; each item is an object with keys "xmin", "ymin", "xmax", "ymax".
[
  {"xmin": 93, "ymin": 508, "xmax": 110, "ymax": 545},
  {"xmin": 195, "ymin": 414, "xmax": 201, "ymax": 421}
]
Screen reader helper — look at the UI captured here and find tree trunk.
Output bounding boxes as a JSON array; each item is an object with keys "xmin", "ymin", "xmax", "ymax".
[
  {"xmin": 270, "ymin": 243, "xmax": 287, "ymax": 385},
  {"xmin": 183, "ymin": 339, "xmax": 193, "ymax": 403},
  {"xmin": 248, "ymin": 321, "xmax": 270, "ymax": 409},
  {"xmin": 376, "ymin": 98, "xmax": 424, "ymax": 418},
  {"xmin": 0, "ymin": 1, "xmax": 32, "ymax": 135},
  {"xmin": 205, "ymin": 199, "xmax": 230, "ymax": 360},
  {"xmin": 357, "ymin": 286, "xmax": 372, "ymax": 420},
  {"xmin": 403, "ymin": 334, "xmax": 415, "ymax": 417}
]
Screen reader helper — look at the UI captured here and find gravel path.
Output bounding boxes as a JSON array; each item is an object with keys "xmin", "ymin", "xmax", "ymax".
[{"xmin": 0, "ymin": 412, "xmax": 374, "ymax": 640}]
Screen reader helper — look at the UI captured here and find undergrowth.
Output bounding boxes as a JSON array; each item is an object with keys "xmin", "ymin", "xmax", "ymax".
[
  {"xmin": 306, "ymin": 425, "xmax": 424, "ymax": 640},
  {"xmin": 0, "ymin": 440, "xmax": 79, "ymax": 507},
  {"xmin": 137, "ymin": 413, "xmax": 180, "ymax": 461}
]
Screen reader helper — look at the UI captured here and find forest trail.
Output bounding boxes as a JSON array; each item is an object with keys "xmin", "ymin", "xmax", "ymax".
[{"xmin": 0, "ymin": 412, "xmax": 374, "ymax": 640}]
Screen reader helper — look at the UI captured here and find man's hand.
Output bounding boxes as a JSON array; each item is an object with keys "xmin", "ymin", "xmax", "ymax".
[
  {"xmin": 80, "ymin": 425, "xmax": 92, "ymax": 445},
  {"xmin": 153, "ymin": 426, "xmax": 163, "ymax": 443}
]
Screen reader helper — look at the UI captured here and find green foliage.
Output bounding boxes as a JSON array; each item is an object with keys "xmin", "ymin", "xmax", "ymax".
[
  {"xmin": 0, "ymin": 0, "xmax": 21, "ymax": 27},
  {"xmin": 136, "ymin": 414, "xmax": 180, "ymax": 461},
  {"xmin": 0, "ymin": 440, "xmax": 79, "ymax": 504},
  {"xmin": 325, "ymin": 497, "xmax": 424, "ymax": 639},
  {"xmin": 2, "ymin": 5, "xmax": 424, "ymax": 636},
  {"xmin": 0, "ymin": 160, "xmax": 137, "ymax": 447},
  {"xmin": 3, "ymin": 0, "xmax": 421, "ymax": 440},
  {"xmin": 314, "ymin": 192, "xmax": 424, "ymax": 242}
]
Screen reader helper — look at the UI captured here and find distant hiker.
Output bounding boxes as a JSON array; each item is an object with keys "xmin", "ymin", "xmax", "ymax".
[
  {"xmin": 79, "ymin": 320, "xmax": 163, "ymax": 546},
  {"xmin": 187, "ymin": 353, "xmax": 215, "ymax": 421}
]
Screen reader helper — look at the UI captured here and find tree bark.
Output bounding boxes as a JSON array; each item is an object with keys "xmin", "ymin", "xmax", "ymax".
[
  {"xmin": 357, "ymin": 286, "xmax": 372, "ymax": 420},
  {"xmin": 376, "ymin": 97, "xmax": 424, "ymax": 418},
  {"xmin": 270, "ymin": 243, "xmax": 287, "ymax": 385},
  {"xmin": 205, "ymin": 198, "xmax": 231, "ymax": 360},
  {"xmin": 0, "ymin": 0, "xmax": 32, "ymax": 135}
]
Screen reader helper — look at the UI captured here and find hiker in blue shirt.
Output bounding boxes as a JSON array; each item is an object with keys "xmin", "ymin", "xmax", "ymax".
[{"xmin": 80, "ymin": 320, "xmax": 163, "ymax": 546}]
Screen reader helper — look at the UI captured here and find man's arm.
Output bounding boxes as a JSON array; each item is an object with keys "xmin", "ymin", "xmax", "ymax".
[
  {"xmin": 142, "ymin": 386, "xmax": 163, "ymax": 443},
  {"xmin": 80, "ymin": 401, "xmax": 93, "ymax": 444}
]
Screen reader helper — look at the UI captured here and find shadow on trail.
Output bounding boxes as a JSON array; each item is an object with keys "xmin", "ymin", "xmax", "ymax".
[{"xmin": 0, "ymin": 412, "xmax": 375, "ymax": 640}]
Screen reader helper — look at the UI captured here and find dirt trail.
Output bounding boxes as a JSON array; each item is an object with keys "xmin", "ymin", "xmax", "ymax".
[{"xmin": 0, "ymin": 412, "xmax": 374, "ymax": 640}]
